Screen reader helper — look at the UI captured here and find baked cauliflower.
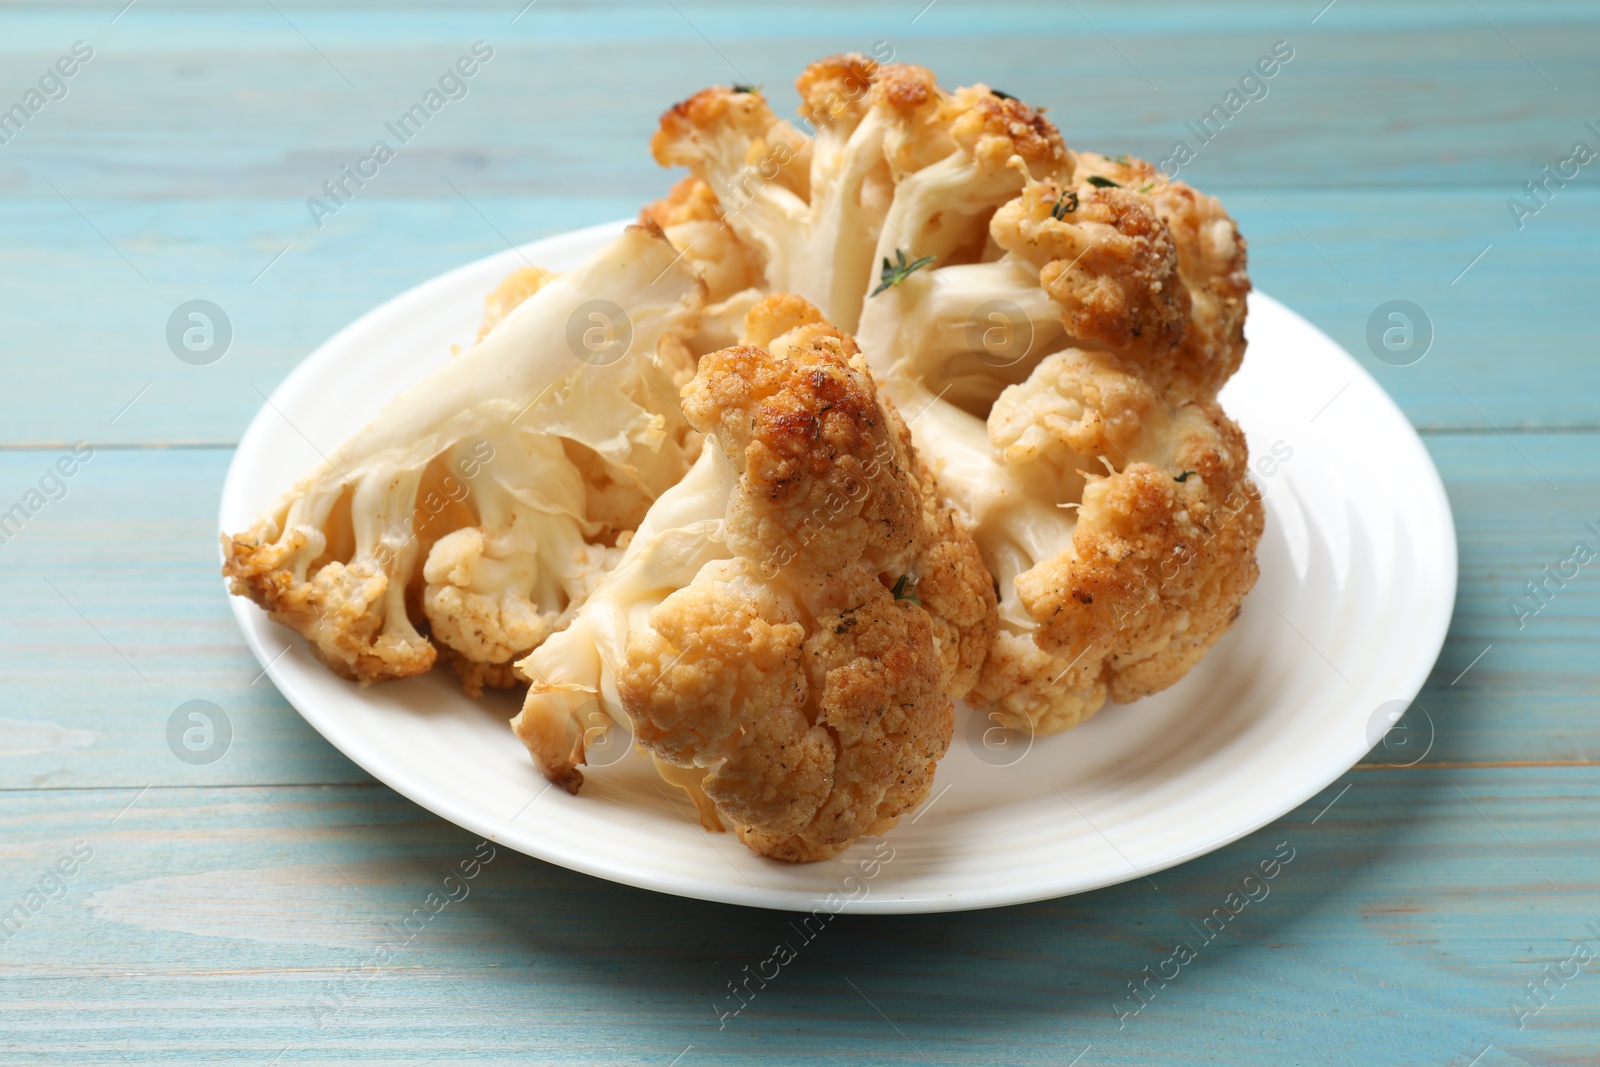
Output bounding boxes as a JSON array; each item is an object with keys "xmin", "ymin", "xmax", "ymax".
[
  {"xmin": 511, "ymin": 295, "xmax": 996, "ymax": 861},
  {"xmin": 227, "ymin": 53, "xmax": 1267, "ymax": 865},
  {"xmin": 644, "ymin": 56, "xmax": 1262, "ymax": 736},
  {"xmin": 223, "ymin": 225, "xmax": 705, "ymax": 691}
]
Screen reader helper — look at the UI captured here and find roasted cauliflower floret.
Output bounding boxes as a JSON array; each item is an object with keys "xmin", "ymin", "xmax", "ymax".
[
  {"xmin": 623, "ymin": 550, "xmax": 948, "ymax": 863},
  {"xmin": 511, "ymin": 295, "xmax": 994, "ymax": 861},
  {"xmin": 970, "ymin": 348, "xmax": 1263, "ymax": 730},
  {"xmin": 649, "ymin": 56, "xmax": 1074, "ymax": 336},
  {"xmin": 223, "ymin": 487, "xmax": 436, "ymax": 684},
  {"xmin": 643, "ymin": 58, "xmax": 1262, "ymax": 743},
  {"xmin": 988, "ymin": 174, "xmax": 1188, "ymax": 365},
  {"xmin": 1074, "ymin": 152, "xmax": 1251, "ymax": 402},
  {"xmin": 224, "ymin": 226, "xmax": 705, "ymax": 689}
]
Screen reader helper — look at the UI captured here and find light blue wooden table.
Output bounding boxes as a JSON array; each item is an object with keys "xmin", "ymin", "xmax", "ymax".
[{"xmin": 2, "ymin": 1, "xmax": 1597, "ymax": 1063}]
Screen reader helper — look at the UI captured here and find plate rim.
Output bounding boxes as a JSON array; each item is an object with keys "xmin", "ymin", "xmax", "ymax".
[{"xmin": 221, "ymin": 219, "xmax": 1459, "ymax": 913}]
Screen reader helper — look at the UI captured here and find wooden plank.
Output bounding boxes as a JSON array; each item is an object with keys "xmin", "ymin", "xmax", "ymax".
[
  {"xmin": 1, "ymin": 4, "xmax": 1595, "ymax": 1062},
  {"xmin": 0, "ymin": 448, "xmax": 373, "ymax": 789},
  {"xmin": 0, "ymin": 770, "xmax": 1593, "ymax": 1064},
  {"xmin": 0, "ymin": 432, "xmax": 1592, "ymax": 791},
  {"xmin": 1, "ymin": 0, "xmax": 1595, "ymax": 443},
  {"xmin": 1, "ymin": 188, "xmax": 1598, "ymax": 445},
  {"xmin": 0, "ymin": 2, "xmax": 1594, "ymax": 197}
]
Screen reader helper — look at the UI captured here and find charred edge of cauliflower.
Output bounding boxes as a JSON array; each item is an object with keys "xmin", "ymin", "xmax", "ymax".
[
  {"xmin": 224, "ymin": 521, "xmax": 436, "ymax": 685},
  {"xmin": 1074, "ymin": 152, "xmax": 1251, "ymax": 403},
  {"xmin": 971, "ymin": 348, "xmax": 1263, "ymax": 732},
  {"xmin": 989, "ymin": 174, "xmax": 1189, "ymax": 364},
  {"xmin": 611, "ymin": 295, "xmax": 988, "ymax": 862},
  {"xmin": 795, "ymin": 52, "xmax": 888, "ymax": 129}
]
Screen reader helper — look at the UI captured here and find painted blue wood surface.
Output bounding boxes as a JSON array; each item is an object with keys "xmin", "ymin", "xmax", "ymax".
[{"xmin": 1, "ymin": 2, "xmax": 1597, "ymax": 1064}]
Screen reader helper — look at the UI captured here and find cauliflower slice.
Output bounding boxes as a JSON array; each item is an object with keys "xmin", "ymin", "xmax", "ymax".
[
  {"xmin": 645, "ymin": 56, "xmax": 1262, "ymax": 738},
  {"xmin": 224, "ymin": 225, "xmax": 705, "ymax": 690},
  {"xmin": 511, "ymin": 295, "xmax": 995, "ymax": 862}
]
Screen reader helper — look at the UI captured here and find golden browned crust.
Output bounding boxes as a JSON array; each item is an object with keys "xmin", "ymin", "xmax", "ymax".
[
  {"xmin": 616, "ymin": 296, "xmax": 993, "ymax": 862},
  {"xmin": 651, "ymin": 85, "xmax": 809, "ymax": 177},
  {"xmin": 736, "ymin": 578, "xmax": 949, "ymax": 861},
  {"xmin": 945, "ymin": 84, "xmax": 1072, "ymax": 176},
  {"xmin": 983, "ymin": 349, "xmax": 1262, "ymax": 720},
  {"xmin": 868, "ymin": 62, "xmax": 941, "ymax": 117},
  {"xmin": 991, "ymin": 177, "xmax": 1189, "ymax": 364},
  {"xmin": 740, "ymin": 290, "xmax": 828, "ymax": 348},
  {"xmin": 223, "ymin": 533, "xmax": 437, "ymax": 684},
  {"xmin": 1151, "ymin": 182, "xmax": 1251, "ymax": 404},
  {"xmin": 682, "ymin": 302, "xmax": 923, "ymax": 580},
  {"xmin": 1074, "ymin": 152, "xmax": 1252, "ymax": 402},
  {"xmin": 621, "ymin": 564, "xmax": 950, "ymax": 863},
  {"xmin": 638, "ymin": 175, "xmax": 722, "ymax": 229},
  {"xmin": 443, "ymin": 647, "xmax": 527, "ymax": 697},
  {"xmin": 882, "ymin": 394, "xmax": 998, "ymax": 700},
  {"xmin": 795, "ymin": 52, "xmax": 886, "ymax": 127}
]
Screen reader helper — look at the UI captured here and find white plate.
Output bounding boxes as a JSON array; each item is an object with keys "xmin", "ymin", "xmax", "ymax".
[{"xmin": 222, "ymin": 220, "xmax": 1457, "ymax": 914}]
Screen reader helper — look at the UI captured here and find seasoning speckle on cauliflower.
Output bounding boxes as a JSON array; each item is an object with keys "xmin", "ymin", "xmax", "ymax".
[
  {"xmin": 512, "ymin": 295, "xmax": 994, "ymax": 861},
  {"xmin": 621, "ymin": 303, "xmax": 952, "ymax": 862},
  {"xmin": 989, "ymin": 174, "xmax": 1188, "ymax": 365},
  {"xmin": 1074, "ymin": 152, "xmax": 1252, "ymax": 402}
]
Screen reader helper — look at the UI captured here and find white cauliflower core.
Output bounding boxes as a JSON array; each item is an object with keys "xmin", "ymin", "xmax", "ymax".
[
  {"xmin": 646, "ymin": 57, "xmax": 1263, "ymax": 735},
  {"xmin": 224, "ymin": 226, "xmax": 705, "ymax": 690}
]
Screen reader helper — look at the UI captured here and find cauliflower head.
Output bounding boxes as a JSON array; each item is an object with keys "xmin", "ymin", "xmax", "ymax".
[
  {"xmin": 223, "ymin": 225, "xmax": 706, "ymax": 691},
  {"xmin": 644, "ymin": 56, "xmax": 1261, "ymax": 736},
  {"xmin": 511, "ymin": 294, "xmax": 995, "ymax": 861}
]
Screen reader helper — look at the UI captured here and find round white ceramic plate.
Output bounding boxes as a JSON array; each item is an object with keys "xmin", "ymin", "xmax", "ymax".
[{"xmin": 222, "ymin": 219, "xmax": 1457, "ymax": 914}]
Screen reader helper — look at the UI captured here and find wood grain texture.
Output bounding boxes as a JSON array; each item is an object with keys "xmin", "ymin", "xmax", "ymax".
[
  {"xmin": 0, "ymin": 1, "xmax": 1596, "ymax": 1063},
  {"xmin": 1, "ymin": 1, "xmax": 1598, "ymax": 440},
  {"xmin": 0, "ymin": 773, "xmax": 1594, "ymax": 1066}
]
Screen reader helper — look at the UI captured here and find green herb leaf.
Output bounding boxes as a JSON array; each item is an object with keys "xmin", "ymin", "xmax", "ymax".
[
  {"xmin": 1108, "ymin": 153, "xmax": 1130, "ymax": 164},
  {"xmin": 1174, "ymin": 470, "xmax": 1196, "ymax": 483},
  {"xmin": 1137, "ymin": 181, "xmax": 1156, "ymax": 193},
  {"xmin": 732, "ymin": 84, "xmax": 762, "ymax": 94},
  {"xmin": 891, "ymin": 573, "xmax": 921, "ymax": 605},
  {"xmin": 1086, "ymin": 175, "xmax": 1121, "ymax": 189},
  {"xmin": 1050, "ymin": 191, "xmax": 1079, "ymax": 220},
  {"xmin": 990, "ymin": 88, "xmax": 1016, "ymax": 101},
  {"xmin": 870, "ymin": 249, "xmax": 937, "ymax": 297}
]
